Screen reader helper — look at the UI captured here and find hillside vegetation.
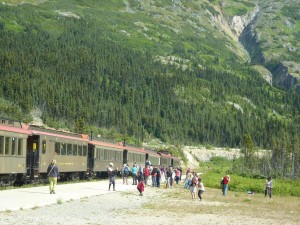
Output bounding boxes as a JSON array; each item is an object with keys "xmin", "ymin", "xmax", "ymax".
[{"xmin": 0, "ymin": 0, "xmax": 299, "ymax": 178}]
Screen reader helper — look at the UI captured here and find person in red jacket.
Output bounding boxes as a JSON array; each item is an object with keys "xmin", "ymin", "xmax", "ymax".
[
  {"xmin": 222, "ymin": 175, "xmax": 230, "ymax": 196},
  {"xmin": 144, "ymin": 166, "xmax": 150, "ymax": 185},
  {"xmin": 137, "ymin": 177, "xmax": 145, "ymax": 196}
]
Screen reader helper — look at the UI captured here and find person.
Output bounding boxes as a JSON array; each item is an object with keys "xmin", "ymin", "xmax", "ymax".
[
  {"xmin": 221, "ymin": 177, "xmax": 224, "ymax": 194},
  {"xmin": 222, "ymin": 175, "xmax": 230, "ymax": 196},
  {"xmin": 190, "ymin": 174, "xmax": 198, "ymax": 199},
  {"xmin": 137, "ymin": 164, "xmax": 144, "ymax": 182},
  {"xmin": 198, "ymin": 178, "xmax": 205, "ymax": 201},
  {"xmin": 166, "ymin": 167, "xmax": 172, "ymax": 188},
  {"xmin": 137, "ymin": 177, "xmax": 145, "ymax": 196},
  {"xmin": 121, "ymin": 164, "xmax": 130, "ymax": 185},
  {"xmin": 144, "ymin": 166, "xmax": 150, "ymax": 185},
  {"xmin": 160, "ymin": 165, "xmax": 166, "ymax": 182},
  {"xmin": 175, "ymin": 167, "xmax": 181, "ymax": 184},
  {"xmin": 131, "ymin": 164, "xmax": 138, "ymax": 185},
  {"xmin": 151, "ymin": 165, "xmax": 158, "ymax": 187},
  {"xmin": 156, "ymin": 166, "xmax": 161, "ymax": 188},
  {"xmin": 178, "ymin": 166, "xmax": 182, "ymax": 181},
  {"xmin": 47, "ymin": 159, "xmax": 59, "ymax": 194},
  {"xmin": 107, "ymin": 162, "xmax": 118, "ymax": 191},
  {"xmin": 265, "ymin": 177, "xmax": 272, "ymax": 198},
  {"xmin": 184, "ymin": 170, "xmax": 193, "ymax": 189},
  {"xmin": 145, "ymin": 159, "xmax": 151, "ymax": 167}
]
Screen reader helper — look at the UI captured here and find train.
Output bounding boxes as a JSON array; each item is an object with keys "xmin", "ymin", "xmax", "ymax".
[{"xmin": 0, "ymin": 118, "xmax": 181, "ymax": 187}]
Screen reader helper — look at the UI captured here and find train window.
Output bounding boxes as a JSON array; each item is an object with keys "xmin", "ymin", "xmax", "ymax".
[
  {"xmin": 55, "ymin": 142, "xmax": 60, "ymax": 155},
  {"xmin": 100, "ymin": 149, "xmax": 104, "ymax": 159},
  {"xmin": 78, "ymin": 145, "xmax": 83, "ymax": 156},
  {"xmin": 73, "ymin": 144, "xmax": 77, "ymax": 155},
  {"xmin": 137, "ymin": 154, "xmax": 140, "ymax": 162},
  {"xmin": 67, "ymin": 144, "xmax": 72, "ymax": 155},
  {"xmin": 0, "ymin": 136, "xmax": 4, "ymax": 154},
  {"xmin": 18, "ymin": 139, "xmax": 23, "ymax": 155},
  {"xmin": 5, "ymin": 137, "xmax": 10, "ymax": 155},
  {"xmin": 104, "ymin": 149, "xmax": 108, "ymax": 160},
  {"xmin": 12, "ymin": 138, "xmax": 17, "ymax": 155},
  {"xmin": 110, "ymin": 151, "xmax": 115, "ymax": 161},
  {"xmin": 42, "ymin": 140, "xmax": 46, "ymax": 154},
  {"xmin": 116, "ymin": 151, "xmax": 122, "ymax": 162},
  {"xmin": 95, "ymin": 149, "xmax": 99, "ymax": 159},
  {"xmin": 83, "ymin": 145, "xmax": 87, "ymax": 156},
  {"xmin": 61, "ymin": 143, "xmax": 66, "ymax": 155},
  {"xmin": 128, "ymin": 152, "xmax": 133, "ymax": 162}
]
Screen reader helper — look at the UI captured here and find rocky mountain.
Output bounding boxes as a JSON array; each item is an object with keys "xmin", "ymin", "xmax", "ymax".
[
  {"xmin": 231, "ymin": 0, "xmax": 300, "ymax": 92},
  {"xmin": 1, "ymin": 0, "xmax": 298, "ymax": 91}
]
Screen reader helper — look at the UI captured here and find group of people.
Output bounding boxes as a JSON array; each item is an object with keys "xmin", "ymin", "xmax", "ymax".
[
  {"xmin": 120, "ymin": 162, "xmax": 184, "ymax": 188},
  {"xmin": 110, "ymin": 163, "xmax": 274, "ymax": 200},
  {"xmin": 115, "ymin": 161, "xmax": 186, "ymax": 195},
  {"xmin": 47, "ymin": 159, "xmax": 273, "ymax": 200},
  {"xmin": 183, "ymin": 168, "xmax": 205, "ymax": 201}
]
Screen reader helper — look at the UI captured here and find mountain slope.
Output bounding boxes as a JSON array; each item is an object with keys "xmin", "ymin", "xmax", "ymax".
[{"xmin": 0, "ymin": 0, "xmax": 299, "ymax": 151}]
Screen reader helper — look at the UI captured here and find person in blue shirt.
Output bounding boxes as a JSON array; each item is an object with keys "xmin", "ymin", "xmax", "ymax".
[
  {"xmin": 47, "ymin": 159, "xmax": 59, "ymax": 194},
  {"xmin": 131, "ymin": 164, "xmax": 138, "ymax": 185}
]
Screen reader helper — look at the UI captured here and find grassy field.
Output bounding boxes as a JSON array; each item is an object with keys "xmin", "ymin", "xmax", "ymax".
[
  {"xmin": 145, "ymin": 183, "xmax": 300, "ymax": 224},
  {"xmin": 196, "ymin": 156, "xmax": 300, "ymax": 197}
]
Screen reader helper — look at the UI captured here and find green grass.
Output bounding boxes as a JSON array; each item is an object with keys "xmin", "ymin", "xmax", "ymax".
[{"xmin": 199, "ymin": 156, "xmax": 300, "ymax": 197}]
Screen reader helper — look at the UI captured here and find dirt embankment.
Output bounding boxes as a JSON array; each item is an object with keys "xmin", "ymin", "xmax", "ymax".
[{"xmin": 183, "ymin": 146, "xmax": 241, "ymax": 169}]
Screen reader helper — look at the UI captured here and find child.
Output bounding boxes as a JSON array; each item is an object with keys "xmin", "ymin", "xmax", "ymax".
[
  {"xmin": 190, "ymin": 175, "xmax": 198, "ymax": 199},
  {"xmin": 198, "ymin": 178, "xmax": 205, "ymax": 201},
  {"xmin": 137, "ymin": 177, "xmax": 145, "ymax": 196}
]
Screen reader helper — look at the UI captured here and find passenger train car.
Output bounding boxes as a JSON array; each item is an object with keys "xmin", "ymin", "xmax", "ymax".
[
  {"xmin": 0, "ymin": 118, "xmax": 181, "ymax": 186},
  {"xmin": 0, "ymin": 119, "xmax": 31, "ymax": 186},
  {"xmin": 27, "ymin": 125, "xmax": 90, "ymax": 181}
]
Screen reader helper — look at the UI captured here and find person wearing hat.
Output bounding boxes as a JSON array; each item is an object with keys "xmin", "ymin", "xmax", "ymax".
[
  {"xmin": 222, "ymin": 175, "xmax": 230, "ymax": 196},
  {"xmin": 107, "ymin": 162, "xmax": 118, "ymax": 191}
]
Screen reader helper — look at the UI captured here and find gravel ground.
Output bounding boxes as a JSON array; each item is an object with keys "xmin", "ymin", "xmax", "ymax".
[
  {"xmin": 0, "ymin": 178, "xmax": 299, "ymax": 225},
  {"xmin": 0, "ymin": 181, "xmax": 168, "ymax": 225}
]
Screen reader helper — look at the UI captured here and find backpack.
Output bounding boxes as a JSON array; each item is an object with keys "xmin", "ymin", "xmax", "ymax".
[
  {"xmin": 221, "ymin": 179, "xmax": 224, "ymax": 185},
  {"xmin": 123, "ymin": 167, "xmax": 129, "ymax": 175}
]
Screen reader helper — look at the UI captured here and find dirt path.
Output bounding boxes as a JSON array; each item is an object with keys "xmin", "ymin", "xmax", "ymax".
[{"xmin": 1, "ymin": 180, "xmax": 299, "ymax": 225}]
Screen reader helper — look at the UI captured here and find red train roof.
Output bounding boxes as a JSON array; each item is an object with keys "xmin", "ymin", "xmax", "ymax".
[
  {"xmin": 30, "ymin": 129, "xmax": 88, "ymax": 142},
  {"xmin": 0, "ymin": 124, "xmax": 32, "ymax": 135},
  {"xmin": 158, "ymin": 152, "xmax": 173, "ymax": 158},
  {"xmin": 124, "ymin": 146, "xmax": 146, "ymax": 153},
  {"xmin": 89, "ymin": 140, "xmax": 124, "ymax": 149},
  {"xmin": 144, "ymin": 149, "xmax": 160, "ymax": 156}
]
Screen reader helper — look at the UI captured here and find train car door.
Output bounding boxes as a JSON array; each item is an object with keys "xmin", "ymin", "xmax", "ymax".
[
  {"xmin": 87, "ymin": 144, "xmax": 94, "ymax": 176},
  {"xmin": 26, "ymin": 135, "xmax": 40, "ymax": 182},
  {"xmin": 123, "ymin": 150, "xmax": 128, "ymax": 165}
]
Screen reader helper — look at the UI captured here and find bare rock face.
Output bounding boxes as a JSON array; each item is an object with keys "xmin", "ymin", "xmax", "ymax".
[
  {"xmin": 183, "ymin": 146, "xmax": 241, "ymax": 162},
  {"xmin": 273, "ymin": 62, "xmax": 300, "ymax": 94},
  {"xmin": 228, "ymin": 7, "xmax": 259, "ymax": 37},
  {"xmin": 29, "ymin": 108, "xmax": 44, "ymax": 126}
]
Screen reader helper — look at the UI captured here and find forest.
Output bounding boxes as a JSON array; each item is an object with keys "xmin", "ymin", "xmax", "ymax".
[{"xmin": 0, "ymin": 1, "xmax": 299, "ymax": 179}]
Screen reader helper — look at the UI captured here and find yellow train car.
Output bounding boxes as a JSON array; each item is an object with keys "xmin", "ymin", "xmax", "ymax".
[
  {"xmin": 0, "ymin": 119, "xmax": 32, "ymax": 186},
  {"xmin": 27, "ymin": 126, "xmax": 89, "ymax": 181}
]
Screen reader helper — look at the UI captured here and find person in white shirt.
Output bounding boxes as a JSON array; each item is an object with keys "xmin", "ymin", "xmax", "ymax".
[{"xmin": 198, "ymin": 178, "xmax": 205, "ymax": 201}]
